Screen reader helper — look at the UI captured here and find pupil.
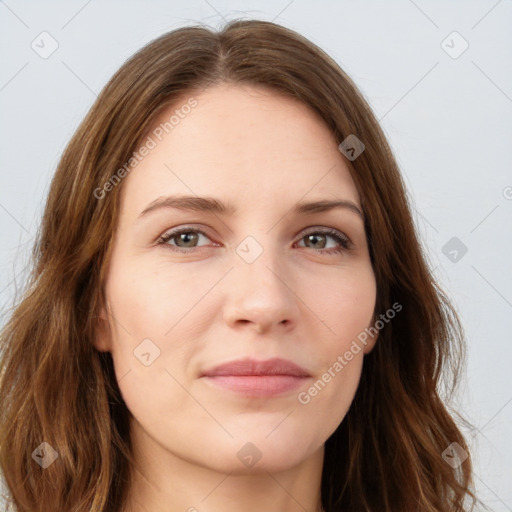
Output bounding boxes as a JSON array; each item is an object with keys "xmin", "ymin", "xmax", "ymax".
[
  {"xmin": 179, "ymin": 232, "xmax": 197, "ymax": 247},
  {"xmin": 308, "ymin": 234, "xmax": 325, "ymax": 248}
]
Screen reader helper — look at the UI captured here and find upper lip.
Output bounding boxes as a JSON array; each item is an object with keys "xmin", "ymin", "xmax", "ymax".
[{"xmin": 201, "ymin": 357, "xmax": 311, "ymax": 377}]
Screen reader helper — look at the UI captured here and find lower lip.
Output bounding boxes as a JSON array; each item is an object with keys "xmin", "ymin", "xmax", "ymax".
[{"xmin": 201, "ymin": 375, "xmax": 309, "ymax": 396}]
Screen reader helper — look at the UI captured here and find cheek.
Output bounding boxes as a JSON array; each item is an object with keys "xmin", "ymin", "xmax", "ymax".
[
  {"xmin": 104, "ymin": 266, "xmax": 194, "ymax": 421},
  {"xmin": 103, "ymin": 258, "xmax": 216, "ymax": 403},
  {"xmin": 302, "ymin": 262, "xmax": 377, "ymax": 344},
  {"xmin": 304, "ymin": 358, "xmax": 363, "ymax": 448},
  {"xmin": 294, "ymin": 265, "xmax": 375, "ymax": 424},
  {"xmin": 106, "ymin": 259, "xmax": 208, "ymax": 339}
]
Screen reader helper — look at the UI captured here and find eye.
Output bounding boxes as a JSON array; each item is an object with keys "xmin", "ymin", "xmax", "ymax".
[
  {"xmin": 157, "ymin": 226, "xmax": 352, "ymax": 255},
  {"xmin": 157, "ymin": 227, "xmax": 214, "ymax": 252},
  {"xmin": 295, "ymin": 227, "xmax": 353, "ymax": 255}
]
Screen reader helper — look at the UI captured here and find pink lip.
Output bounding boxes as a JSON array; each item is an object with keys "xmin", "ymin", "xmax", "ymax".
[{"xmin": 200, "ymin": 357, "xmax": 311, "ymax": 397}]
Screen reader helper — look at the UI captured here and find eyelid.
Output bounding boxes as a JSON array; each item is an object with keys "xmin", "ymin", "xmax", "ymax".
[
  {"xmin": 156, "ymin": 224, "xmax": 216, "ymax": 246},
  {"xmin": 298, "ymin": 225, "xmax": 351, "ymax": 243}
]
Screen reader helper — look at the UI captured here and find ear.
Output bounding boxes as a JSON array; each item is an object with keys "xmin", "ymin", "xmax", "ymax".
[
  {"xmin": 362, "ymin": 330, "xmax": 378, "ymax": 355},
  {"xmin": 93, "ymin": 304, "xmax": 112, "ymax": 353}
]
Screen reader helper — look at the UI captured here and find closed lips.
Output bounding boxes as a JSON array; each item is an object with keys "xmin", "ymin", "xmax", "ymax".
[
  {"xmin": 200, "ymin": 357, "xmax": 311, "ymax": 397},
  {"xmin": 201, "ymin": 357, "xmax": 311, "ymax": 377}
]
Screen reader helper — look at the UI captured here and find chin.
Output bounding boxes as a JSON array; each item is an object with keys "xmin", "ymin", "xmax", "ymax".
[
  {"xmin": 193, "ymin": 435, "xmax": 318, "ymax": 475},
  {"xmin": 206, "ymin": 453, "xmax": 308, "ymax": 475}
]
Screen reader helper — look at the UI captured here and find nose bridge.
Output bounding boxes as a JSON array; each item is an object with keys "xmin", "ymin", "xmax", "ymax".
[
  {"xmin": 223, "ymin": 232, "xmax": 298, "ymax": 331},
  {"xmin": 236, "ymin": 229, "xmax": 289, "ymax": 283}
]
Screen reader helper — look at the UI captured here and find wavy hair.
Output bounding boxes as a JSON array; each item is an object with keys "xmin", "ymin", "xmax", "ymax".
[{"xmin": 0, "ymin": 19, "xmax": 481, "ymax": 511}]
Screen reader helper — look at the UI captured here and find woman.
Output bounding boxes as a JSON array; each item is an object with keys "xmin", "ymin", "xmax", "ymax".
[{"xmin": 0, "ymin": 19, "xmax": 480, "ymax": 512}]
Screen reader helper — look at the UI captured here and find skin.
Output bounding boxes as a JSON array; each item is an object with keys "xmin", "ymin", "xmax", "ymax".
[{"xmin": 94, "ymin": 83, "xmax": 378, "ymax": 512}]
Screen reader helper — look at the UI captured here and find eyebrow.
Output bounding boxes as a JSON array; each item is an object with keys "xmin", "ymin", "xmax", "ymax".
[{"xmin": 139, "ymin": 195, "xmax": 364, "ymax": 221}]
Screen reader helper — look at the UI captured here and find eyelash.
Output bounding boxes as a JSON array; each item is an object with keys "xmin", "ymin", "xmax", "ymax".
[{"xmin": 156, "ymin": 226, "xmax": 353, "ymax": 255}]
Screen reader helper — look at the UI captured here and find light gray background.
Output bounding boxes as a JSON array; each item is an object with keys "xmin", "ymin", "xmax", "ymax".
[{"xmin": 0, "ymin": 1, "xmax": 511, "ymax": 510}]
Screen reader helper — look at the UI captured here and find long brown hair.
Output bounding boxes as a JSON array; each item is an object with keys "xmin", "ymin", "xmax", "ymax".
[{"xmin": 0, "ymin": 19, "xmax": 481, "ymax": 511}]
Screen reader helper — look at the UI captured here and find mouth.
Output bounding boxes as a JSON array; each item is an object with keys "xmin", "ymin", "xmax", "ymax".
[
  {"xmin": 200, "ymin": 357, "xmax": 311, "ymax": 397},
  {"xmin": 201, "ymin": 375, "xmax": 309, "ymax": 396}
]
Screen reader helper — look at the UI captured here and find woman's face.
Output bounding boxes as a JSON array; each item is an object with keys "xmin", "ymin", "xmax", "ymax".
[{"xmin": 96, "ymin": 83, "xmax": 377, "ymax": 474}]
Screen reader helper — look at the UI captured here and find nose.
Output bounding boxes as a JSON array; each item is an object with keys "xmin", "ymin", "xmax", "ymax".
[{"xmin": 222, "ymin": 243, "xmax": 300, "ymax": 335}]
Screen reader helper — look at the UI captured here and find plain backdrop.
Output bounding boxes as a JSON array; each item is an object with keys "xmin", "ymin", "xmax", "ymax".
[{"xmin": 0, "ymin": 1, "xmax": 511, "ymax": 510}]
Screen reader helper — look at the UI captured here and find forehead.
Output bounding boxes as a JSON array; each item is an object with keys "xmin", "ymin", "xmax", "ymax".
[{"xmin": 119, "ymin": 84, "xmax": 360, "ymax": 216}]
